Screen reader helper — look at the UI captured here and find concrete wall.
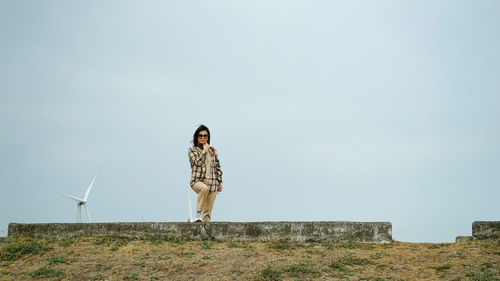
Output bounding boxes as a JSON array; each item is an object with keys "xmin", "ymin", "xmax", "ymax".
[
  {"xmin": 472, "ymin": 221, "xmax": 500, "ymax": 240},
  {"xmin": 8, "ymin": 221, "xmax": 392, "ymax": 244}
]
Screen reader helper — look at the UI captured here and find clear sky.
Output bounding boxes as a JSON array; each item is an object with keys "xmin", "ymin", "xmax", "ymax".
[{"xmin": 1, "ymin": 1, "xmax": 498, "ymax": 242}]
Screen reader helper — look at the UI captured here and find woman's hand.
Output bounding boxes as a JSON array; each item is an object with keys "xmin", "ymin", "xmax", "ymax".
[
  {"xmin": 217, "ymin": 185, "xmax": 223, "ymax": 192},
  {"xmin": 203, "ymin": 143, "xmax": 210, "ymax": 152}
]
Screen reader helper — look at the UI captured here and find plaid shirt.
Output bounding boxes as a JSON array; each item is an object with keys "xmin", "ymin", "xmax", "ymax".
[{"xmin": 188, "ymin": 146, "xmax": 223, "ymax": 192}]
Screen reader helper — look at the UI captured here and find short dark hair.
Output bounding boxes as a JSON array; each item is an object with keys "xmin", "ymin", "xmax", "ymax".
[{"xmin": 192, "ymin": 124, "xmax": 211, "ymax": 147}]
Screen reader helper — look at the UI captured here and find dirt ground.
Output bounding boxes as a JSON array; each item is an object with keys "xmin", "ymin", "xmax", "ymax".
[{"xmin": 1, "ymin": 236, "xmax": 499, "ymax": 281}]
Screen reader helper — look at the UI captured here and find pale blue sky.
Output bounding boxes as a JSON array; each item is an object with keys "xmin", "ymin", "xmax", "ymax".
[{"xmin": 1, "ymin": 0, "xmax": 499, "ymax": 242}]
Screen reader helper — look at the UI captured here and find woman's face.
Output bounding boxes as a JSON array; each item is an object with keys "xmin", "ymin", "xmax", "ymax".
[{"xmin": 198, "ymin": 130, "xmax": 209, "ymax": 145}]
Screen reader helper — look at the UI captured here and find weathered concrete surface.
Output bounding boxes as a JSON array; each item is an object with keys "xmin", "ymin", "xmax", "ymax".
[
  {"xmin": 472, "ymin": 221, "xmax": 500, "ymax": 240},
  {"xmin": 455, "ymin": 236, "xmax": 473, "ymax": 242},
  {"xmin": 8, "ymin": 221, "xmax": 392, "ymax": 244}
]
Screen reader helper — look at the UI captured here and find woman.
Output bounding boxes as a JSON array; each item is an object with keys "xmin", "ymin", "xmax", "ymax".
[{"xmin": 188, "ymin": 125, "xmax": 223, "ymax": 222}]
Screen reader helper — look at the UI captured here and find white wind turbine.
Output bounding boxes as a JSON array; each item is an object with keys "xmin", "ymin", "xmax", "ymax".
[{"xmin": 53, "ymin": 168, "xmax": 100, "ymax": 223}]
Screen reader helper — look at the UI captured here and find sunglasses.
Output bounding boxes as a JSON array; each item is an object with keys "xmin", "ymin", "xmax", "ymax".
[{"xmin": 198, "ymin": 134, "xmax": 209, "ymax": 138}]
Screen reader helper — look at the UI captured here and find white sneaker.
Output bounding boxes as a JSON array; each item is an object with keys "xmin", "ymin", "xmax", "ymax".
[{"xmin": 195, "ymin": 212, "xmax": 202, "ymax": 222}]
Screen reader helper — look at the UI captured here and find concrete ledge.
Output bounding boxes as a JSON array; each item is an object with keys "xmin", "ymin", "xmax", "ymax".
[
  {"xmin": 8, "ymin": 221, "xmax": 392, "ymax": 244},
  {"xmin": 472, "ymin": 221, "xmax": 500, "ymax": 240},
  {"xmin": 455, "ymin": 236, "xmax": 473, "ymax": 242}
]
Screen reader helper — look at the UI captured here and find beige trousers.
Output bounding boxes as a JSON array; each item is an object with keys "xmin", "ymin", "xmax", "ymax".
[{"xmin": 191, "ymin": 181, "xmax": 217, "ymax": 222}]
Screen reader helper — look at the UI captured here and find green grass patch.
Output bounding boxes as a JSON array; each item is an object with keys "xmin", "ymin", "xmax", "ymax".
[
  {"xmin": 269, "ymin": 239, "xmax": 296, "ymax": 250},
  {"xmin": 174, "ymin": 264, "xmax": 184, "ymax": 271},
  {"xmin": 91, "ymin": 237, "xmax": 113, "ymax": 246},
  {"xmin": 92, "ymin": 237, "xmax": 133, "ymax": 248},
  {"xmin": 123, "ymin": 272, "xmax": 140, "ymax": 280},
  {"xmin": 329, "ymin": 260, "xmax": 353, "ymax": 274},
  {"xmin": 370, "ymin": 252, "xmax": 385, "ymax": 260},
  {"xmin": 179, "ymin": 251, "xmax": 195, "ymax": 258},
  {"xmin": 228, "ymin": 241, "xmax": 252, "ymax": 249},
  {"xmin": 91, "ymin": 237, "xmax": 134, "ymax": 248},
  {"xmin": 465, "ymin": 270, "xmax": 500, "ymax": 281},
  {"xmin": 90, "ymin": 273, "xmax": 102, "ymax": 281},
  {"xmin": 113, "ymin": 237, "xmax": 132, "ymax": 247},
  {"xmin": 259, "ymin": 266, "xmax": 282, "ymax": 281},
  {"xmin": 230, "ymin": 269, "xmax": 244, "ymax": 276},
  {"xmin": 0, "ymin": 238, "xmax": 53, "ymax": 261},
  {"xmin": 133, "ymin": 262, "xmax": 146, "ymax": 267},
  {"xmin": 57, "ymin": 238, "xmax": 75, "ymax": 248},
  {"xmin": 283, "ymin": 262, "xmax": 319, "ymax": 277},
  {"xmin": 30, "ymin": 266, "xmax": 64, "ymax": 279},
  {"xmin": 145, "ymin": 235, "xmax": 185, "ymax": 246},
  {"xmin": 328, "ymin": 254, "xmax": 373, "ymax": 277},
  {"xmin": 243, "ymin": 252, "xmax": 257, "ymax": 258},
  {"xmin": 48, "ymin": 256, "xmax": 70, "ymax": 266},
  {"xmin": 432, "ymin": 263, "xmax": 451, "ymax": 271},
  {"xmin": 339, "ymin": 254, "xmax": 376, "ymax": 266},
  {"xmin": 200, "ymin": 241, "xmax": 212, "ymax": 249},
  {"xmin": 318, "ymin": 241, "xmax": 336, "ymax": 250},
  {"xmin": 305, "ymin": 249, "xmax": 323, "ymax": 255},
  {"xmin": 482, "ymin": 262, "xmax": 493, "ymax": 269},
  {"xmin": 96, "ymin": 263, "xmax": 112, "ymax": 271}
]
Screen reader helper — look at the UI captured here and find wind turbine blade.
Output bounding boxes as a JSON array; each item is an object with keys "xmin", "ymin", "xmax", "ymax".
[
  {"xmin": 84, "ymin": 204, "xmax": 91, "ymax": 223},
  {"xmin": 84, "ymin": 168, "xmax": 100, "ymax": 201},
  {"xmin": 187, "ymin": 189, "xmax": 193, "ymax": 222},
  {"xmin": 53, "ymin": 190, "xmax": 84, "ymax": 203}
]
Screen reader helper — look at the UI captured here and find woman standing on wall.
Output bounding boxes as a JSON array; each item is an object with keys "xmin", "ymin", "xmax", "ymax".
[{"xmin": 188, "ymin": 124, "xmax": 223, "ymax": 222}]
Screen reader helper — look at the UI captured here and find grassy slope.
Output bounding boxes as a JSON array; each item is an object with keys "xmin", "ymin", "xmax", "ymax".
[{"xmin": 0, "ymin": 237, "xmax": 499, "ymax": 281}]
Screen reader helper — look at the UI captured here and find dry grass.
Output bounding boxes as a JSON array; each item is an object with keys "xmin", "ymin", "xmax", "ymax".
[{"xmin": 0, "ymin": 236, "xmax": 499, "ymax": 280}]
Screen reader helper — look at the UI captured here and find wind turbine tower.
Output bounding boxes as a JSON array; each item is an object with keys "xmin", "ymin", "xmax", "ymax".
[{"xmin": 54, "ymin": 168, "xmax": 100, "ymax": 223}]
